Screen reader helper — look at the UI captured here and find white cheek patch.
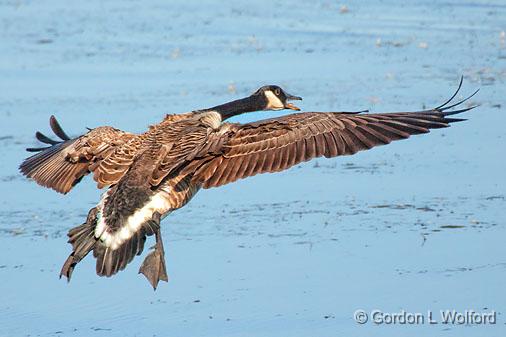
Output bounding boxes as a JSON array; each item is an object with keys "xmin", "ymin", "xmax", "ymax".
[{"xmin": 264, "ymin": 90, "xmax": 284, "ymax": 110}]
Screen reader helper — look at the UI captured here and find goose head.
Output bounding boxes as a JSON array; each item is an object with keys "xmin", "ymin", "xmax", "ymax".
[
  {"xmin": 253, "ymin": 85, "xmax": 302, "ymax": 111},
  {"xmin": 209, "ymin": 85, "xmax": 302, "ymax": 120}
]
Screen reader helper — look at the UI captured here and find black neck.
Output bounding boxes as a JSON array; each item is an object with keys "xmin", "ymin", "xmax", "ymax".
[{"xmin": 207, "ymin": 95, "xmax": 266, "ymax": 120}]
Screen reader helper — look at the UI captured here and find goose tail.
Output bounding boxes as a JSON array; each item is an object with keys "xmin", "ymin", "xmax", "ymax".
[{"xmin": 60, "ymin": 208, "xmax": 99, "ymax": 281}]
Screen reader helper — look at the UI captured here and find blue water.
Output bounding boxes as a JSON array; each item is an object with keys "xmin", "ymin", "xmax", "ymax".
[{"xmin": 1, "ymin": 1, "xmax": 505, "ymax": 336}]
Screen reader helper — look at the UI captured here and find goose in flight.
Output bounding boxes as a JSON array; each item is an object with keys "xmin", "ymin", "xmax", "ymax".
[{"xmin": 19, "ymin": 79, "xmax": 477, "ymax": 289}]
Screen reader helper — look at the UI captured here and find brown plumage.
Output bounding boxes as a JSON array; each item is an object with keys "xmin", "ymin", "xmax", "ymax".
[
  {"xmin": 189, "ymin": 109, "xmax": 470, "ymax": 188},
  {"xmin": 20, "ymin": 116, "xmax": 140, "ymax": 193},
  {"xmin": 19, "ymin": 81, "xmax": 477, "ymax": 289}
]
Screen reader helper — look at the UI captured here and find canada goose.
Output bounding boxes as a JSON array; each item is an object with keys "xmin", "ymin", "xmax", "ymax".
[{"xmin": 19, "ymin": 80, "xmax": 477, "ymax": 289}]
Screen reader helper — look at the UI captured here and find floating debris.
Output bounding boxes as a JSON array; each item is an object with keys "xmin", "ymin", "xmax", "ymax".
[
  {"xmin": 368, "ymin": 96, "xmax": 380, "ymax": 104},
  {"xmin": 227, "ymin": 83, "xmax": 237, "ymax": 94},
  {"xmin": 440, "ymin": 225, "xmax": 466, "ymax": 229},
  {"xmin": 36, "ymin": 38, "xmax": 53, "ymax": 44},
  {"xmin": 170, "ymin": 47, "xmax": 181, "ymax": 59}
]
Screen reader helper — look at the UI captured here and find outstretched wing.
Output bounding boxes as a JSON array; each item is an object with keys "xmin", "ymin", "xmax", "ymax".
[
  {"xmin": 19, "ymin": 116, "xmax": 142, "ymax": 194},
  {"xmin": 189, "ymin": 80, "xmax": 478, "ymax": 188}
]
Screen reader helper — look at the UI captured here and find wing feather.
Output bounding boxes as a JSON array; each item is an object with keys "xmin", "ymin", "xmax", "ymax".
[
  {"xmin": 20, "ymin": 116, "xmax": 140, "ymax": 194},
  {"xmin": 190, "ymin": 86, "xmax": 477, "ymax": 188}
]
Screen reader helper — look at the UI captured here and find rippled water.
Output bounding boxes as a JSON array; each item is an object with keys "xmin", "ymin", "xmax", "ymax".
[{"xmin": 1, "ymin": 1, "xmax": 505, "ymax": 336}]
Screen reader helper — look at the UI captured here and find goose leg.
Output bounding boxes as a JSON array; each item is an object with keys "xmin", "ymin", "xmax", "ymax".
[{"xmin": 139, "ymin": 212, "xmax": 168, "ymax": 290}]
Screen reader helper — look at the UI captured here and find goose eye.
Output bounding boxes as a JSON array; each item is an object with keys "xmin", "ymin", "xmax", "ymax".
[{"xmin": 274, "ymin": 88, "xmax": 281, "ymax": 95}]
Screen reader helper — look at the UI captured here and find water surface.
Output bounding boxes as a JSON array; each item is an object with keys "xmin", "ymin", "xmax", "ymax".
[{"xmin": 0, "ymin": 1, "xmax": 505, "ymax": 336}]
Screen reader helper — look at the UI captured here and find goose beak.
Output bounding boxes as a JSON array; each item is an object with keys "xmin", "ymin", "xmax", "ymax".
[{"xmin": 285, "ymin": 93, "xmax": 302, "ymax": 111}]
